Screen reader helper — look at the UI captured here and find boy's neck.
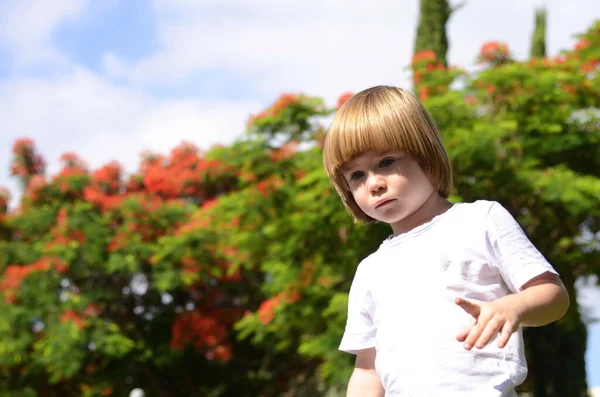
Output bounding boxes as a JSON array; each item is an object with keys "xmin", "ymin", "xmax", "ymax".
[{"xmin": 389, "ymin": 192, "xmax": 453, "ymax": 236}]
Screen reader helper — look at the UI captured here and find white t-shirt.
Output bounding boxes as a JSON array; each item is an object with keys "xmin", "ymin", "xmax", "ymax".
[{"xmin": 339, "ymin": 200, "xmax": 558, "ymax": 397}]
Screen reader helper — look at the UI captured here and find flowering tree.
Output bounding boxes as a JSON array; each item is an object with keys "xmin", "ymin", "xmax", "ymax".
[
  {"xmin": 478, "ymin": 41, "xmax": 512, "ymax": 65},
  {"xmin": 0, "ymin": 135, "xmax": 307, "ymax": 395}
]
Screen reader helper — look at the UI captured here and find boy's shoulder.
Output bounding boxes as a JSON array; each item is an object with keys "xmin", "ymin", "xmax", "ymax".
[
  {"xmin": 456, "ymin": 199, "xmax": 516, "ymax": 226},
  {"xmin": 355, "ymin": 251, "xmax": 380, "ymax": 270},
  {"xmin": 450, "ymin": 199, "xmax": 510, "ymax": 227},
  {"xmin": 351, "ymin": 250, "xmax": 386, "ymax": 282},
  {"xmin": 454, "ymin": 199, "xmax": 498, "ymax": 215}
]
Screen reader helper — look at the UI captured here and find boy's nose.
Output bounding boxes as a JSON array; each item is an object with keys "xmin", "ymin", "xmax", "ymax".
[{"xmin": 368, "ymin": 173, "xmax": 387, "ymax": 193}]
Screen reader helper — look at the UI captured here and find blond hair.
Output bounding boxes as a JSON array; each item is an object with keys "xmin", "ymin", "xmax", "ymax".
[{"xmin": 323, "ymin": 85, "xmax": 453, "ymax": 223}]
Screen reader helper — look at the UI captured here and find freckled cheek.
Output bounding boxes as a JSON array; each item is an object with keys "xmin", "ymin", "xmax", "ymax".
[
  {"xmin": 387, "ymin": 174, "xmax": 411, "ymax": 190},
  {"xmin": 352, "ymin": 190, "xmax": 372, "ymax": 211}
]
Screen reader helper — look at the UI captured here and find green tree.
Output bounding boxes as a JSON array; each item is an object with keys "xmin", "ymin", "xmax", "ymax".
[
  {"xmin": 530, "ymin": 7, "xmax": 547, "ymax": 58},
  {"xmin": 414, "ymin": 0, "xmax": 464, "ymax": 66},
  {"xmin": 0, "ymin": 137, "xmax": 305, "ymax": 396}
]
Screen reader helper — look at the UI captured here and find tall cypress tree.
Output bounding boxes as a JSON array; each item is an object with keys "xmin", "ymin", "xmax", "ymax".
[
  {"xmin": 414, "ymin": 0, "xmax": 463, "ymax": 66},
  {"xmin": 530, "ymin": 7, "xmax": 547, "ymax": 58}
]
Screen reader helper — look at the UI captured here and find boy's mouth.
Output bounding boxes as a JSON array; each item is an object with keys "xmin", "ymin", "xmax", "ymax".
[{"xmin": 375, "ymin": 199, "xmax": 395, "ymax": 208}]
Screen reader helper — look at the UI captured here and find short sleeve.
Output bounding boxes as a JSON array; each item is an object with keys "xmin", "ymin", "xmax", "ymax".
[
  {"xmin": 486, "ymin": 202, "xmax": 558, "ymax": 292},
  {"xmin": 338, "ymin": 259, "xmax": 377, "ymax": 354}
]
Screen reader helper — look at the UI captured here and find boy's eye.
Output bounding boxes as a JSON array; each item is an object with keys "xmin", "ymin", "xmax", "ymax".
[
  {"xmin": 379, "ymin": 158, "xmax": 394, "ymax": 167},
  {"xmin": 350, "ymin": 171, "xmax": 364, "ymax": 180}
]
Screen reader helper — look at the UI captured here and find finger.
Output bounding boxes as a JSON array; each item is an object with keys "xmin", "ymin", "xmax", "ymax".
[
  {"xmin": 475, "ymin": 319, "xmax": 501, "ymax": 349},
  {"xmin": 456, "ymin": 327, "xmax": 469, "ymax": 342},
  {"xmin": 455, "ymin": 297, "xmax": 481, "ymax": 318},
  {"xmin": 497, "ymin": 322, "xmax": 514, "ymax": 348},
  {"xmin": 463, "ymin": 321, "xmax": 485, "ymax": 350},
  {"xmin": 456, "ymin": 318, "xmax": 476, "ymax": 342}
]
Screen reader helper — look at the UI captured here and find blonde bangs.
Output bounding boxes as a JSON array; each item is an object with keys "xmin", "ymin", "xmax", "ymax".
[
  {"xmin": 325, "ymin": 87, "xmax": 436, "ymax": 177},
  {"xmin": 322, "ymin": 85, "xmax": 453, "ymax": 223},
  {"xmin": 324, "ymin": 104, "xmax": 407, "ymax": 174}
]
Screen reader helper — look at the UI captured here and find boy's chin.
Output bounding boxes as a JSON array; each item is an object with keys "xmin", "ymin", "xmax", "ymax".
[{"xmin": 375, "ymin": 213, "xmax": 408, "ymax": 226}]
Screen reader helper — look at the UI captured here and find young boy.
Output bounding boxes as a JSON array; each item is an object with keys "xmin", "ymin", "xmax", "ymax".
[{"xmin": 322, "ymin": 85, "xmax": 570, "ymax": 396}]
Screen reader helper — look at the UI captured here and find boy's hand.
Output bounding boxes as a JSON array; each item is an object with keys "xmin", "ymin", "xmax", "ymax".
[{"xmin": 454, "ymin": 296, "xmax": 522, "ymax": 350}]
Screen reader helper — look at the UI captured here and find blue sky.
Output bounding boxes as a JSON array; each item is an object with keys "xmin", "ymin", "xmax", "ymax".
[
  {"xmin": 54, "ymin": 2, "xmax": 157, "ymax": 72},
  {"xmin": 0, "ymin": 0, "xmax": 599, "ymax": 389}
]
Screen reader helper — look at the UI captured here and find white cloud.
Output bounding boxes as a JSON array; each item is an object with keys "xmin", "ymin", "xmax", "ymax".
[
  {"xmin": 103, "ymin": 0, "xmax": 600, "ymax": 105},
  {"xmin": 0, "ymin": 0, "xmax": 87, "ymax": 68},
  {"xmin": 105, "ymin": 0, "xmax": 419, "ymax": 103}
]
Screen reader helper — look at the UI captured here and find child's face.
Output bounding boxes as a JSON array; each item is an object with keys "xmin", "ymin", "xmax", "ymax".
[{"xmin": 341, "ymin": 151, "xmax": 438, "ymax": 233}]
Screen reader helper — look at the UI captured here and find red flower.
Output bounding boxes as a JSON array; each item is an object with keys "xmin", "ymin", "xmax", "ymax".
[
  {"xmin": 581, "ymin": 59, "xmax": 599, "ymax": 73},
  {"xmin": 255, "ymin": 176, "xmax": 284, "ymax": 198},
  {"xmin": 12, "ymin": 138, "xmax": 35, "ymax": 155},
  {"xmin": 268, "ymin": 141, "xmax": 299, "ymax": 162},
  {"xmin": 257, "ymin": 296, "xmax": 281, "ymax": 325},
  {"xmin": 213, "ymin": 345, "xmax": 232, "ymax": 362},
  {"xmin": 317, "ymin": 276, "xmax": 336, "ymax": 287},
  {"xmin": 201, "ymin": 198, "xmax": 218, "ymax": 209},
  {"xmin": 479, "ymin": 41, "xmax": 510, "ymax": 64},
  {"xmin": 125, "ymin": 174, "xmax": 145, "ymax": 192},
  {"xmin": 83, "ymin": 185, "xmax": 105, "ymax": 206},
  {"xmin": 143, "ymin": 165, "xmax": 180, "ymax": 198},
  {"xmin": 412, "ymin": 50, "xmax": 437, "ymax": 64},
  {"xmin": 257, "ymin": 290, "xmax": 300, "ymax": 325},
  {"xmin": 139, "ymin": 151, "xmax": 164, "ymax": 173},
  {"xmin": 250, "ymin": 93, "xmax": 300, "ymax": 124},
  {"xmin": 1, "ymin": 257, "xmax": 66, "ymax": 303},
  {"xmin": 25, "ymin": 175, "xmax": 47, "ymax": 201},
  {"xmin": 82, "ymin": 303, "xmax": 101, "ymax": 317},
  {"xmin": 0, "ymin": 188, "xmax": 10, "ymax": 213},
  {"xmin": 10, "ymin": 138, "xmax": 46, "ymax": 178},
  {"xmin": 412, "ymin": 71, "xmax": 423, "ymax": 86},
  {"xmin": 270, "ymin": 93, "xmax": 298, "ymax": 117},
  {"xmin": 59, "ymin": 152, "xmax": 88, "ymax": 171},
  {"xmin": 170, "ymin": 311, "xmax": 229, "ymax": 360},
  {"xmin": 91, "ymin": 161, "xmax": 123, "ymax": 193},
  {"xmin": 574, "ymin": 39, "xmax": 590, "ymax": 51},
  {"xmin": 170, "ymin": 141, "xmax": 200, "ymax": 161},
  {"xmin": 60, "ymin": 309, "xmax": 87, "ymax": 329},
  {"xmin": 295, "ymin": 170, "xmax": 307, "ymax": 180},
  {"xmin": 336, "ymin": 92, "xmax": 353, "ymax": 109}
]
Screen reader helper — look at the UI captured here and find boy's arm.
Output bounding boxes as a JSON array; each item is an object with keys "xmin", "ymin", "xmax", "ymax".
[
  {"xmin": 510, "ymin": 271, "xmax": 569, "ymax": 326},
  {"xmin": 456, "ymin": 271, "xmax": 569, "ymax": 350},
  {"xmin": 347, "ymin": 347, "xmax": 384, "ymax": 397}
]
